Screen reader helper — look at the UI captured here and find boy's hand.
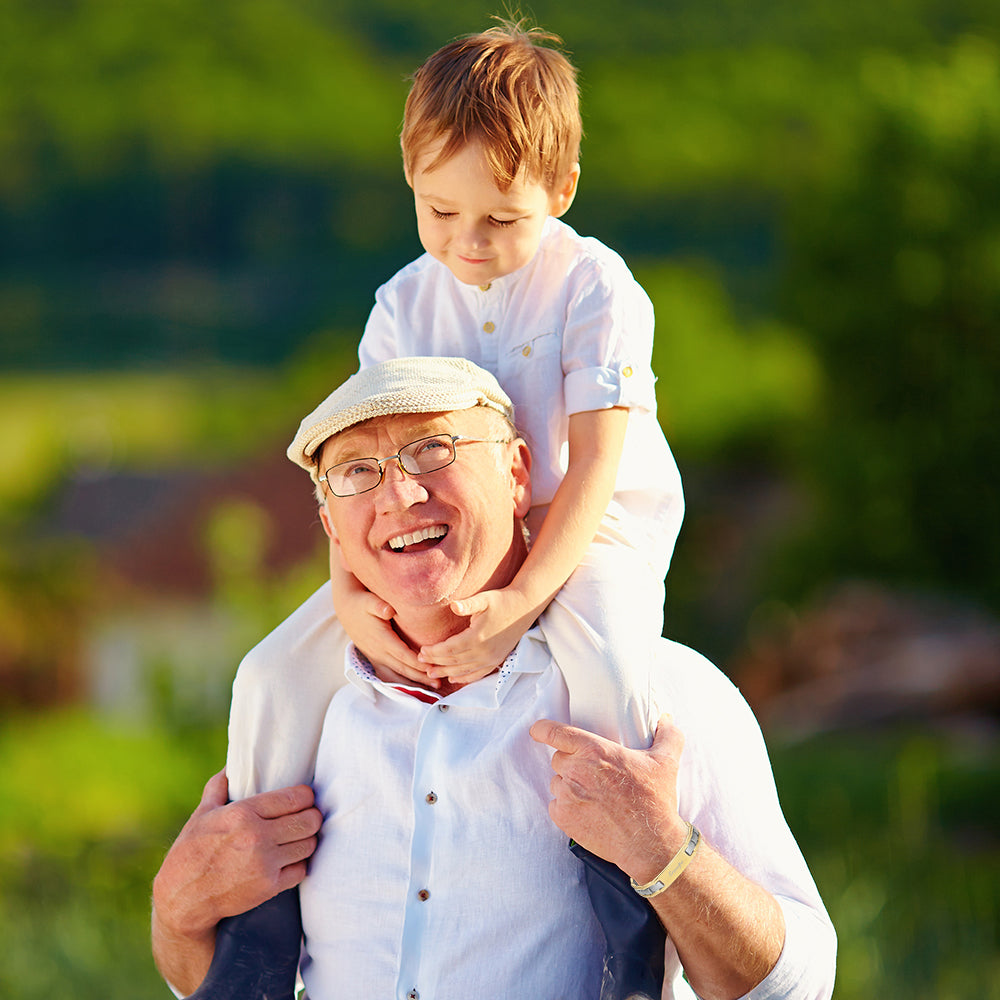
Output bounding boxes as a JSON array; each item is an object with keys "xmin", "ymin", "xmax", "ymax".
[
  {"xmin": 338, "ymin": 589, "xmax": 437, "ymax": 689},
  {"xmin": 418, "ymin": 586, "xmax": 539, "ymax": 681}
]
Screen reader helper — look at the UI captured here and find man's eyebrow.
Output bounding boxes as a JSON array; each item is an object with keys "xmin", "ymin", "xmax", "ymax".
[{"xmin": 323, "ymin": 420, "xmax": 455, "ymax": 465}]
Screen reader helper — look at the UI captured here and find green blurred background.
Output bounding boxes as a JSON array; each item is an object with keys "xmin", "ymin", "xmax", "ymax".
[{"xmin": 1, "ymin": 1, "xmax": 998, "ymax": 996}]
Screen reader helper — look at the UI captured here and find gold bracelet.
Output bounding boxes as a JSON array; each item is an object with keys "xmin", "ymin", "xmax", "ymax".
[{"xmin": 629, "ymin": 822, "xmax": 702, "ymax": 898}]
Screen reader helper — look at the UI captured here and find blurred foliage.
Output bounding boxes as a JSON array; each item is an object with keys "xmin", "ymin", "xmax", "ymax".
[{"xmin": 779, "ymin": 37, "xmax": 1000, "ymax": 608}]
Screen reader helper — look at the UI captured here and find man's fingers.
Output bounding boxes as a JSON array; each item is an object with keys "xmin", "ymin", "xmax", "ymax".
[
  {"xmin": 246, "ymin": 783, "xmax": 317, "ymax": 821},
  {"xmin": 276, "ymin": 833, "xmax": 319, "ymax": 872},
  {"xmin": 275, "ymin": 858, "xmax": 310, "ymax": 893},
  {"xmin": 271, "ymin": 804, "xmax": 324, "ymax": 846},
  {"xmin": 529, "ymin": 718, "xmax": 598, "ymax": 755}
]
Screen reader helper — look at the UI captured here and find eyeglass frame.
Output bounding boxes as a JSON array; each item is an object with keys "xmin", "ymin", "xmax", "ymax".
[{"xmin": 318, "ymin": 433, "xmax": 514, "ymax": 497}]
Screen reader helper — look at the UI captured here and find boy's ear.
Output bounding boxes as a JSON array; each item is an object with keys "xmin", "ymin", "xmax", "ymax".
[{"xmin": 549, "ymin": 163, "xmax": 581, "ymax": 218}]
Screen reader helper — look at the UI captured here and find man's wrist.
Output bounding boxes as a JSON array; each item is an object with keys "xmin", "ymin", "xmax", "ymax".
[
  {"xmin": 623, "ymin": 814, "xmax": 692, "ymax": 887},
  {"xmin": 629, "ymin": 823, "xmax": 702, "ymax": 898}
]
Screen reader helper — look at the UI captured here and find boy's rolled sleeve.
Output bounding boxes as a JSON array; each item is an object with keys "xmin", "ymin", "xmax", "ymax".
[{"xmin": 563, "ymin": 363, "xmax": 657, "ymax": 416}]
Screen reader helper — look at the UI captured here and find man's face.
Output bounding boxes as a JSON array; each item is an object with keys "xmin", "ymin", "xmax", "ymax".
[
  {"xmin": 407, "ymin": 139, "xmax": 579, "ymax": 287},
  {"xmin": 318, "ymin": 408, "xmax": 531, "ymax": 616}
]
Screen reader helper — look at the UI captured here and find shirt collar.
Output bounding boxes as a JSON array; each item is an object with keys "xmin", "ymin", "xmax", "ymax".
[{"xmin": 344, "ymin": 630, "xmax": 547, "ymax": 708}]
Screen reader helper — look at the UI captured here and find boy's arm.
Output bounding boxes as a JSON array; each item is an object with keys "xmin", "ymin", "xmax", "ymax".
[{"xmin": 421, "ymin": 406, "xmax": 628, "ymax": 677}]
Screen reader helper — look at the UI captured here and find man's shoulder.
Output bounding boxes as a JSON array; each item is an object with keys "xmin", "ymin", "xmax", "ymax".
[{"xmin": 651, "ymin": 638, "xmax": 757, "ymax": 726}]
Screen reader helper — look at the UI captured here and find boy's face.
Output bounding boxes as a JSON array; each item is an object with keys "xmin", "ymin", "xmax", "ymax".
[{"xmin": 407, "ymin": 139, "xmax": 579, "ymax": 286}]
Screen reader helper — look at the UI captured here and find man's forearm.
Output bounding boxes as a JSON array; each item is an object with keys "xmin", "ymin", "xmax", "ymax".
[
  {"xmin": 641, "ymin": 831, "xmax": 785, "ymax": 1000},
  {"xmin": 151, "ymin": 902, "xmax": 215, "ymax": 997}
]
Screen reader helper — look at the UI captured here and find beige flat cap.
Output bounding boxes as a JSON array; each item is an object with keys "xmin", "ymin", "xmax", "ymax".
[{"xmin": 287, "ymin": 356, "xmax": 515, "ymax": 482}]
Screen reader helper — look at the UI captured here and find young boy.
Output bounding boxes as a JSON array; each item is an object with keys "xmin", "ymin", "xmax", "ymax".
[
  {"xmin": 227, "ymin": 20, "xmax": 684, "ymax": 801},
  {"xmin": 336, "ymin": 20, "xmax": 684, "ymax": 750}
]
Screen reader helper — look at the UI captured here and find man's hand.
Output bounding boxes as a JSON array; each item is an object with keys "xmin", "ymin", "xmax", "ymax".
[
  {"xmin": 529, "ymin": 713, "xmax": 689, "ymax": 885},
  {"xmin": 151, "ymin": 771, "xmax": 322, "ymax": 994}
]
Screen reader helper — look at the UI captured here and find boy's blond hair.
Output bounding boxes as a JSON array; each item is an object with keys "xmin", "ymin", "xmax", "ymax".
[{"xmin": 401, "ymin": 19, "xmax": 582, "ymax": 193}]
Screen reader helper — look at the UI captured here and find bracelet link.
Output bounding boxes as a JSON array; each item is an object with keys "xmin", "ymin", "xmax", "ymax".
[{"xmin": 629, "ymin": 822, "xmax": 702, "ymax": 898}]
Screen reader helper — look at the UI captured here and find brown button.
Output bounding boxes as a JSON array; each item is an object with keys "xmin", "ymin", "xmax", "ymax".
[
  {"xmin": 425, "ymin": 791, "xmax": 438, "ymax": 804},
  {"xmin": 417, "ymin": 889, "xmax": 430, "ymax": 901}
]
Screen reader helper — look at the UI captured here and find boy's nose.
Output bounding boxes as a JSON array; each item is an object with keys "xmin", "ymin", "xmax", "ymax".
[{"xmin": 460, "ymin": 221, "xmax": 489, "ymax": 250}]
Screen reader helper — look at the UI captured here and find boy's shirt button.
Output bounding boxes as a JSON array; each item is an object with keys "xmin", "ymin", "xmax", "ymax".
[
  {"xmin": 522, "ymin": 344, "xmax": 532, "ymax": 357},
  {"xmin": 483, "ymin": 321, "xmax": 495, "ymax": 333}
]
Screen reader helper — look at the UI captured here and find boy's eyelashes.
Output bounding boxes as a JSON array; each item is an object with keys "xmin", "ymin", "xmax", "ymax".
[{"xmin": 428, "ymin": 206, "xmax": 519, "ymax": 229}]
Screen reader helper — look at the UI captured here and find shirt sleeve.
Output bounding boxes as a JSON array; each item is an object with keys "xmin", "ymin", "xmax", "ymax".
[
  {"xmin": 655, "ymin": 641, "xmax": 837, "ymax": 1000},
  {"xmin": 357, "ymin": 281, "xmax": 400, "ymax": 370},
  {"xmin": 560, "ymin": 252, "xmax": 659, "ymax": 417}
]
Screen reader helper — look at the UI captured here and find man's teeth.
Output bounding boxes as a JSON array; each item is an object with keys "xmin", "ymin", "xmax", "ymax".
[{"xmin": 388, "ymin": 525, "xmax": 447, "ymax": 551}]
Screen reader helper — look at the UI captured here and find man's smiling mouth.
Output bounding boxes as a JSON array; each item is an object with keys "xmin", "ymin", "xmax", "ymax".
[{"xmin": 387, "ymin": 525, "xmax": 448, "ymax": 552}]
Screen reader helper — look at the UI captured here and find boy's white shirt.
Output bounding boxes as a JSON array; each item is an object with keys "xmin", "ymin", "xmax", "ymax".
[{"xmin": 359, "ymin": 214, "xmax": 684, "ymax": 567}]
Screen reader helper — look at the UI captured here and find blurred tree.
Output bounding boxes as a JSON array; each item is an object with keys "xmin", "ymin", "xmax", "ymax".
[{"xmin": 779, "ymin": 36, "xmax": 1000, "ymax": 609}]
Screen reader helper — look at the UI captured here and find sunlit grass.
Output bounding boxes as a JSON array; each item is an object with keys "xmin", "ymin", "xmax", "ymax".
[{"xmin": 770, "ymin": 728, "xmax": 1000, "ymax": 999}]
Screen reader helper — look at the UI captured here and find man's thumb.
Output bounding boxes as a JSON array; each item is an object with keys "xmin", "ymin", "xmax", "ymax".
[
  {"xmin": 650, "ymin": 713, "xmax": 683, "ymax": 758},
  {"xmin": 197, "ymin": 769, "xmax": 230, "ymax": 812}
]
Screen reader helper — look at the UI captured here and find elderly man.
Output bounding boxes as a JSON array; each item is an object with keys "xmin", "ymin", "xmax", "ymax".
[{"xmin": 152, "ymin": 357, "xmax": 835, "ymax": 1000}]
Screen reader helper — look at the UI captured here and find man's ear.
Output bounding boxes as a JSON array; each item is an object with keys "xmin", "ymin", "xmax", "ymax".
[
  {"xmin": 318, "ymin": 502, "xmax": 336, "ymax": 541},
  {"xmin": 510, "ymin": 438, "xmax": 533, "ymax": 519},
  {"xmin": 319, "ymin": 503, "xmax": 352, "ymax": 572},
  {"xmin": 549, "ymin": 163, "xmax": 581, "ymax": 218}
]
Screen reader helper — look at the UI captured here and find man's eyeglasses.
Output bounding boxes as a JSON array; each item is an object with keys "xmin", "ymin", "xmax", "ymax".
[{"xmin": 319, "ymin": 433, "xmax": 512, "ymax": 497}]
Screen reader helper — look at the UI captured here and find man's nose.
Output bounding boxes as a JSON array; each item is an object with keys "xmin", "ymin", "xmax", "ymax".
[{"xmin": 374, "ymin": 458, "xmax": 428, "ymax": 511}]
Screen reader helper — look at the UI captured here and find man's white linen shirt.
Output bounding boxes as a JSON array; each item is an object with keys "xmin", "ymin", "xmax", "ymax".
[
  {"xmin": 293, "ymin": 606, "xmax": 836, "ymax": 1000},
  {"xmin": 358, "ymin": 216, "xmax": 683, "ymax": 561}
]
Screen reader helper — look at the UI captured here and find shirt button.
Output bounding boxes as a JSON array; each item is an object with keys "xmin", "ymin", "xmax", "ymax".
[
  {"xmin": 479, "ymin": 282, "xmax": 491, "ymax": 292},
  {"xmin": 425, "ymin": 791, "xmax": 438, "ymax": 804},
  {"xmin": 407, "ymin": 990, "xmax": 419, "ymax": 1000},
  {"xmin": 522, "ymin": 344, "xmax": 531, "ymax": 357},
  {"xmin": 622, "ymin": 365, "xmax": 633, "ymax": 377},
  {"xmin": 438, "ymin": 704, "xmax": 449, "ymax": 713},
  {"xmin": 482, "ymin": 321, "xmax": 495, "ymax": 333},
  {"xmin": 417, "ymin": 888, "xmax": 430, "ymax": 901}
]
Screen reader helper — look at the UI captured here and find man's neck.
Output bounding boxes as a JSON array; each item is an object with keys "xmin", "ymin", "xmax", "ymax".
[{"xmin": 392, "ymin": 602, "xmax": 466, "ymax": 652}]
